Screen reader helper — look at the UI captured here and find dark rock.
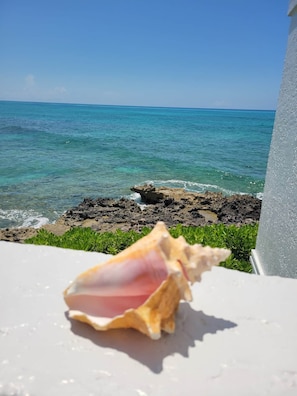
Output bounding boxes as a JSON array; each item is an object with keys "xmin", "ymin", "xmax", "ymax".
[
  {"xmin": 217, "ymin": 194, "xmax": 261, "ymax": 224},
  {"xmin": 0, "ymin": 185, "xmax": 262, "ymax": 243},
  {"xmin": 0, "ymin": 227, "xmax": 38, "ymax": 243}
]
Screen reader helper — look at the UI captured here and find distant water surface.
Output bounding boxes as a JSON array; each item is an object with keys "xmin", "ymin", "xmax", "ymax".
[{"xmin": 0, "ymin": 101, "xmax": 274, "ymax": 228}]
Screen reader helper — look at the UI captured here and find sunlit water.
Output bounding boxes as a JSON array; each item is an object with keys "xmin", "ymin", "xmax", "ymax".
[{"xmin": 0, "ymin": 101, "xmax": 274, "ymax": 228}]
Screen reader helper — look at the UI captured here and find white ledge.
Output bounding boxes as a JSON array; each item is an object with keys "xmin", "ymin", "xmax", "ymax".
[{"xmin": 1, "ymin": 241, "xmax": 297, "ymax": 395}]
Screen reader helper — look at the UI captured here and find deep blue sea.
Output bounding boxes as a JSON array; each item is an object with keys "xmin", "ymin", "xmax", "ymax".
[{"xmin": 0, "ymin": 101, "xmax": 274, "ymax": 229}]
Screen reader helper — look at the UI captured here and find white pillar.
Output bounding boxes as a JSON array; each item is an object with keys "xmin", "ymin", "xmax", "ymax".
[{"xmin": 250, "ymin": 0, "xmax": 297, "ymax": 278}]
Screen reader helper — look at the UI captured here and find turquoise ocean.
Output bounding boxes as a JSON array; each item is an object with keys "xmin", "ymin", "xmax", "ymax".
[{"xmin": 0, "ymin": 101, "xmax": 274, "ymax": 229}]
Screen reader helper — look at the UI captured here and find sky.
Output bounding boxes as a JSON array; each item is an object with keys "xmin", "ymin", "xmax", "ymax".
[{"xmin": 0, "ymin": 0, "xmax": 290, "ymax": 110}]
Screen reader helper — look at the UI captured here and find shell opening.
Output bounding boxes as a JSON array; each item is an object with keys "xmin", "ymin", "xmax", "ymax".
[{"xmin": 64, "ymin": 248, "xmax": 171, "ymax": 319}]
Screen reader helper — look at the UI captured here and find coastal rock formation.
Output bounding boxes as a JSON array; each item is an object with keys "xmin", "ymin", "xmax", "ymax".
[
  {"xmin": 0, "ymin": 227, "xmax": 38, "ymax": 243},
  {"xmin": 56, "ymin": 184, "xmax": 261, "ymax": 231},
  {"xmin": 131, "ymin": 185, "xmax": 225, "ymax": 210},
  {"xmin": 0, "ymin": 184, "xmax": 261, "ymax": 243},
  {"xmin": 0, "ymin": 224, "xmax": 70, "ymax": 243}
]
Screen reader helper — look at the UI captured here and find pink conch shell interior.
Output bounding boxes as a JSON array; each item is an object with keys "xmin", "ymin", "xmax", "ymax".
[{"xmin": 65, "ymin": 248, "xmax": 169, "ymax": 318}]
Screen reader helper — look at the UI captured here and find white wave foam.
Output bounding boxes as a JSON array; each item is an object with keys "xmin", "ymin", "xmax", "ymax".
[
  {"xmin": 125, "ymin": 192, "xmax": 147, "ymax": 210},
  {"xmin": 129, "ymin": 192, "xmax": 142, "ymax": 201},
  {"xmin": 256, "ymin": 192, "xmax": 264, "ymax": 200},
  {"xmin": 0, "ymin": 209, "xmax": 50, "ymax": 229},
  {"xmin": 130, "ymin": 179, "xmax": 263, "ymax": 198},
  {"xmin": 144, "ymin": 179, "xmax": 239, "ymax": 196},
  {"xmin": 22, "ymin": 215, "xmax": 49, "ymax": 228}
]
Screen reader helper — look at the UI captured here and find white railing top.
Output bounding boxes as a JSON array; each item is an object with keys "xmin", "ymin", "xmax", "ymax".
[{"xmin": 1, "ymin": 241, "xmax": 297, "ymax": 395}]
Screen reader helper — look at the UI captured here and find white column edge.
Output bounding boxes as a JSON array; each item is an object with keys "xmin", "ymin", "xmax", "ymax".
[{"xmin": 250, "ymin": 249, "xmax": 265, "ymax": 276}]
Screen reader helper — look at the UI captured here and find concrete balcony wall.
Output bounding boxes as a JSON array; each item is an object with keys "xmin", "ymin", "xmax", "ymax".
[
  {"xmin": 251, "ymin": 0, "xmax": 297, "ymax": 278},
  {"xmin": 1, "ymin": 242, "xmax": 297, "ymax": 395}
]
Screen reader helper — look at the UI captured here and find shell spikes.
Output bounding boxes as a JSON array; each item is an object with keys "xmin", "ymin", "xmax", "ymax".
[{"xmin": 64, "ymin": 222, "xmax": 230, "ymax": 340}]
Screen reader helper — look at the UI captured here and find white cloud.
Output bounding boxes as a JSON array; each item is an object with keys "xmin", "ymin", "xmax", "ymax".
[
  {"xmin": 25, "ymin": 74, "xmax": 36, "ymax": 87},
  {"xmin": 47, "ymin": 86, "xmax": 68, "ymax": 101},
  {"xmin": 53, "ymin": 86, "xmax": 67, "ymax": 94}
]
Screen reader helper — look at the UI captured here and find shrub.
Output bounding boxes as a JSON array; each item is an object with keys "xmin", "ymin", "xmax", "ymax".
[{"xmin": 25, "ymin": 223, "xmax": 258, "ymax": 273}]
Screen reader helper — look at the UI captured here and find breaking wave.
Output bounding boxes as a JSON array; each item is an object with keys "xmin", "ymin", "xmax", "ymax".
[
  {"xmin": 129, "ymin": 179, "xmax": 263, "ymax": 199},
  {"xmin": 0, "ymin": 209, "xmax": 50, "ymax": 229}
]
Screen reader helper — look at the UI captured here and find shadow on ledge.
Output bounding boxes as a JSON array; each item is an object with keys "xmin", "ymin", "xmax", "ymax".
[{"xmin": 68, "ymin": 303, "xmax": 237, "ymax": 374}]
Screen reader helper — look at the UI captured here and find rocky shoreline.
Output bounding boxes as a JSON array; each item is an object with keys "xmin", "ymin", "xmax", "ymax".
[{"xmin": 0, "ymin": 184, "xmax": 261, "ymax": 243}]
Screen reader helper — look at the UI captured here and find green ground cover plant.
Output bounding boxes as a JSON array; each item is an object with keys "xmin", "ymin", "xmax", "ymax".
[{"xmin": 25, "ymin": 223, "xmax": 258, "ymax": 273}]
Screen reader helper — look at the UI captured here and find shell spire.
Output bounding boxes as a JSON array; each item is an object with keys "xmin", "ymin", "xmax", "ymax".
[{"xmin": 64, "ymin": 222, "xmax": 230, "ymax": 340}]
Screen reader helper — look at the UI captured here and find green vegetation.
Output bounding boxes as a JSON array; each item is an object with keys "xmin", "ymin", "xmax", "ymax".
[{"xmin": 25, "ymin": 223, "xmax": 258, "ymax": 273}]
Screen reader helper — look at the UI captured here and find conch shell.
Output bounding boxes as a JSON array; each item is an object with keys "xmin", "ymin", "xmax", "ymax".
[{"xmin": 64, "ymin": 222, "xmax": 230, "ymax": 340}]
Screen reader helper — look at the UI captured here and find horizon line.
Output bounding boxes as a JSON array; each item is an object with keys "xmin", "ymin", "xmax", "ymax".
[{"xmin": 0, "ymin": 99, "xmax": 276, "ymax": 112}]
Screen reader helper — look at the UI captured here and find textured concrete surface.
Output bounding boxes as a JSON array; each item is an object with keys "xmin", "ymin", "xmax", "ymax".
[{"xmin": 1, "ymin": 241, "xmax": 297, "ymax": 395}]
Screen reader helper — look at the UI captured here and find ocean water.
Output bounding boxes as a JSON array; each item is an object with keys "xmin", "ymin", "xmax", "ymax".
[{"xmin": 0, "ymin": 101, "xmax": 274, "ymax": 229}]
